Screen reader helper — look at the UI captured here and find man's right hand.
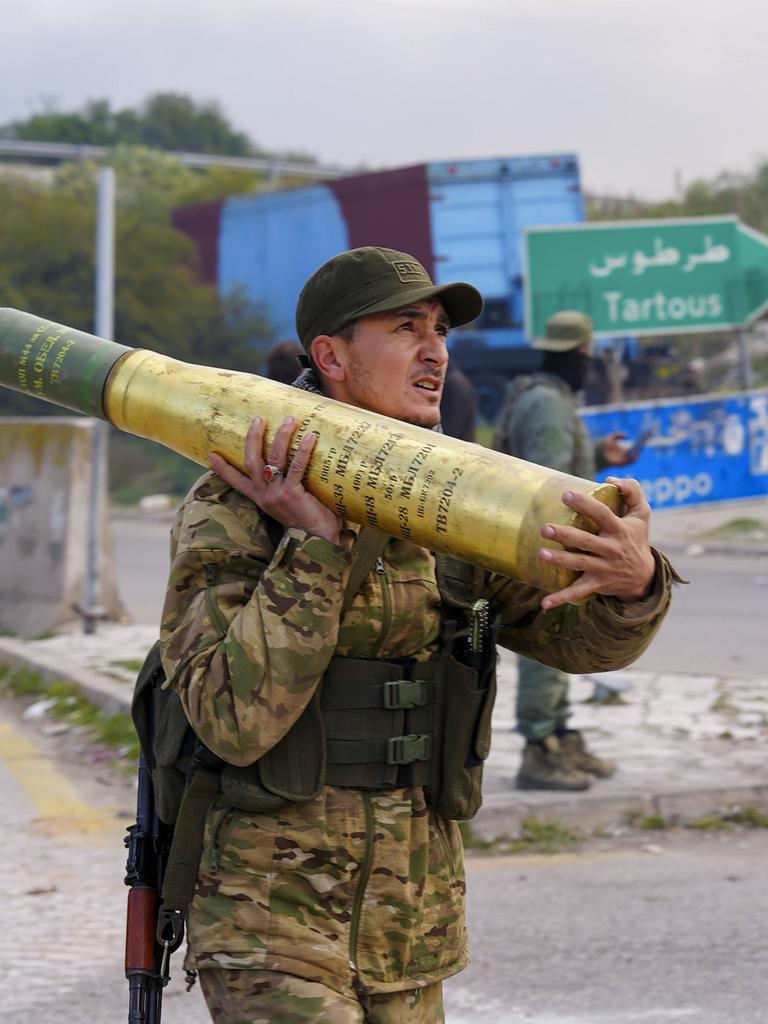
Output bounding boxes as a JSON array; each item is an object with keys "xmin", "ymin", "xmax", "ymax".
[{"xmin": 209, "ymin": 416, "xmax": 342, "ymax": 545}]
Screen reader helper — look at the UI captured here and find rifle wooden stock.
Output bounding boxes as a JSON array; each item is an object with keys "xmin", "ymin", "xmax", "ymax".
[{"xmin": 125, "ymin": 886, "xmax": 161, "ymax": 974}]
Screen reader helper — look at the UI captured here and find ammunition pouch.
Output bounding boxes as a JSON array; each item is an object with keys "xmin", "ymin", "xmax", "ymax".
[{"xmin": 429, "ymin": 648, "xmax": 496, "ymax": 821}]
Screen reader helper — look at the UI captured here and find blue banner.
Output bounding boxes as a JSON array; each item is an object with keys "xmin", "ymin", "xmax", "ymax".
[{"xmin": 581, "ymin": 389, "xmax": 768, "ymax": 508}]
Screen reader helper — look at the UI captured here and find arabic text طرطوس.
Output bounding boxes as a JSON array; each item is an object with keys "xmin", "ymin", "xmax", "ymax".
[{"xmin": 589, "ymin": 235, "xmax": 731, "ymax": 279}]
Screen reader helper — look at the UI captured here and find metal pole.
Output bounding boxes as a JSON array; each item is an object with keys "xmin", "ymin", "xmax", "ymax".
[
  {"xmin": 737, "ymin": 329, "xmax": 754, "ymax": 391},
  {"xmin": 82, "ymin": 167, "xmax": 115, "ymax": 633}
]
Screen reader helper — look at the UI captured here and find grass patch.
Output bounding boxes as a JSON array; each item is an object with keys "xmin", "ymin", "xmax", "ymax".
[
  {"xmin": 512, "ymin": 819, "xmax": 579, "ymax": 853},
  {"xmin": 0, "ymin": 663, "xmax": 47, "ymax": 697},
  {"xmin": 458, "ymin": 820, "xmax": 494, "ymax": 851},
  {"xmin": 700, "ymin": 517, "xmax": 766, "ymax": 539},
  {"xmin": 688, "ymin": 806, "xmax": 768, "ymax": 831},
  {"xmin": 0, "ymin": 663, "xmax": 139, "ymax": 762},
  {"xmin": 463, "ymin": 818, "xmax": 580, "ymax": 855},
  {"xmin": 689, "ymin": 814, "xmax": 733, "ymax": 831},
  {"xmin": 711, "ymin": 694, "xmax": 737, "ymax": 713},
  {"xmin": 636, "ymin": 813, "xmax": 668, "ymax": 831},
  {"xmin": 728, "ymin": 805, "xmax": 768, "ymax": 828},
  {"xmin": 109, "ymin": 659, "xmax": 144, "ymax": 673}
]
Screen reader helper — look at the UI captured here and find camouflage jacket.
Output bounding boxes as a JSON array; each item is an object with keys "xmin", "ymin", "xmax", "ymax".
[
  {"xmin": 493, "ymin": 373, "xmax": 608, "ymax": 478},
  {"xmin": 160, "ymin": 472, "xmax": 674, "ymax": 995}
]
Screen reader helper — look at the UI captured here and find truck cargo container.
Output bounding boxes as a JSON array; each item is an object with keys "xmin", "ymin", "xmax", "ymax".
[{"xmin": 173, "ymin": 154, "xmax": 586, "ymax": 418}]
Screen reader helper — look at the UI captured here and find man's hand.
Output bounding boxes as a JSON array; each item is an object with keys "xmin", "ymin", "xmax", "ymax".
[
  {"xmin": 538, "ymin": 476, "xmax": 656, "ymax": 610},
  {"xmin": 208, "ymin": 415, "xmax": 342, "ymax": 545},
  {"xmin": 600, "ymin": 431, "xmax": 634, "ymax": 467}
]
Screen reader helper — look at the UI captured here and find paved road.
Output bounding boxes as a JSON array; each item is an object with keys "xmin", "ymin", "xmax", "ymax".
[
  {"xmin": 452, "ymin": 830, "xmax": 768, "ymax": 1023},
  {"xmin": 2, "ymin": 695, "xmax": 766, "ymax": 1024},
  {"xmin": 632, "ymin": 551, "xmax": 768, "ymax": 677},
  {"xmin": 113, "ymin": 516, "xmax": 768, "ymax": 677},
  {"xmin": 0, "ymin": 699, "xmax": 210, "ymax": 1024}
]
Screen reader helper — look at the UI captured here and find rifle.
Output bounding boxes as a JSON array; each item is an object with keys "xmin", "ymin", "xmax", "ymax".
[{"xmin": 123, "ymin": 752, "xmax": 185, "ymax": 1024}]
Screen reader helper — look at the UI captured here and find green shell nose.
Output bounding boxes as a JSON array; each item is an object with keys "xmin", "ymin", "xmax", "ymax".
[{"xmin": 0, "ymin": 309, "xmax": 133, "ymax": 418}]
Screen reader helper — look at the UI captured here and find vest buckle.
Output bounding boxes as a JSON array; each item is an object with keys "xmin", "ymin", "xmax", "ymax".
[
  {"xmin": 383, "ymin": 679, "xmax": 427, "ymax": 710},
  {"xmin": 387, "ymin": 733, "xmax": 432, "ymax": 765}
]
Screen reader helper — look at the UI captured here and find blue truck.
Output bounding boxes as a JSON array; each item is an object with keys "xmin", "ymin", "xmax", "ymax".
[{"xmin": 173, "ymin": 153, "xmax": 586, "ymax": 418}]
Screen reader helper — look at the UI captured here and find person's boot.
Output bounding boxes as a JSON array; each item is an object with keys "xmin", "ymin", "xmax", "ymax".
[
  {"xmin": 516, "ymin": 735, "xmax": 591, "ymax": 791},
  {"xmin": 557, "ymin": 729, "xmax": 616, "ymax": 778}
]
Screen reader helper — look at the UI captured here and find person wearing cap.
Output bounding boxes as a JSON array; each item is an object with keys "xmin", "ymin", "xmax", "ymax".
[
  {"xmin": 493, "ymin": 310, "xmax": 640, "ymax": 791},
  {"xmin": 160, "ymin": 255, "xmax": 675, "ymax": 1022}
]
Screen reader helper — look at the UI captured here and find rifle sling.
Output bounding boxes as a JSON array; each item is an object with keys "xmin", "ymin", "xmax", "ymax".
[
  {"xmin": 161, "ymin": 765, "xmax": 222, "ymax": 911},
  {"xmin": 160, "ymin": 525, "xmax": 389, "ymax": 912}
]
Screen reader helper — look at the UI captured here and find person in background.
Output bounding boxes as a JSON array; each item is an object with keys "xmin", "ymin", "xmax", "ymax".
[
  {"xmin": 493, "ymin": 310, "xmax": 642, "ymax": 791},
  {"xmin": 263, "ymin": 338, "xmax": 304, "ymax": 384},
  {"xmin": 439, "ymin": 362, "xmax": 477, "ymax": 441}
]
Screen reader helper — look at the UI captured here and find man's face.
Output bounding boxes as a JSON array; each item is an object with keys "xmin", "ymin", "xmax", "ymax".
[{"xmin": 330, "ymin": 299, "xmax": 450, "ymax": 427}]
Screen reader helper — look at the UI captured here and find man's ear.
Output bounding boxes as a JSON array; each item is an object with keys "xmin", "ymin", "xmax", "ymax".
[{"xmin": 310, "ymin": 335, "xmax": 347, "ymax": 381}]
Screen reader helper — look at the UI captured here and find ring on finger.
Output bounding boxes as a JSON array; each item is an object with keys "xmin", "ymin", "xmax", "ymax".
[{"xmin": 262, "ymin": 463, "xmax": 284, "ymax": 483}]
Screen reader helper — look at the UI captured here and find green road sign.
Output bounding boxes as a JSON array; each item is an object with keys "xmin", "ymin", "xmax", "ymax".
[{"xmin": 524, "ymin": 216, "xmax": 768, "ymax": 337}]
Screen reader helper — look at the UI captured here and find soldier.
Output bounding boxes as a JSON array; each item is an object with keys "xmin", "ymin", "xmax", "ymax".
[
  {"xmin": 161, "ymin": 249, "xmax": 676, "ymax": 1023},
  {"xmin": 493, "ymin": 310, "xmax": 638, "ymax": 791}
]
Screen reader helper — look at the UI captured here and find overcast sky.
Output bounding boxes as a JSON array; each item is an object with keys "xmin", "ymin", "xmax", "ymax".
[{"xmin": 2, "ymin": 0, "xmax": 767, "ymax": 200}]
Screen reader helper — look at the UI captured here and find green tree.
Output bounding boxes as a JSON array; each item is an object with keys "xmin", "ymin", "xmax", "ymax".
[
  {"xmin": 1, "ymin": 92, "xmax": 319, "ymax": 167},
  {"xmin": 1, "ymin": 93, "xmax": 256, "ymax": 157},
  {"xmin": 589, "ymin": 160, "xmax": 768, "ymax": 235},
  {"xmin": 0, "ymin": 151, "xmax": 275, "ymax": 417}
]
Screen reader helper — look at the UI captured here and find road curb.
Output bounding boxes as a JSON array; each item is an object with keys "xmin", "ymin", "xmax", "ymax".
[
  {"xmin": 657, "ymin": 540, "xmax": 768, "ymax": 558},
  {"xmin": 472, "ymin": 783, "xmax": 768, "ymax": 841}
]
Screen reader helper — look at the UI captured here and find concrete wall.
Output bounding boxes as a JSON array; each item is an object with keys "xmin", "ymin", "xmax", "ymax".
[{"xmin": 0, "ymin": 418, "xmax": 124, "ymax": 635}]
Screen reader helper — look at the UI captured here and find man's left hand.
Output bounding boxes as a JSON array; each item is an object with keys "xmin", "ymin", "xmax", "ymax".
[{"xmin": 538, "ymin": 476, "xmax": 656, "ymax": 610}]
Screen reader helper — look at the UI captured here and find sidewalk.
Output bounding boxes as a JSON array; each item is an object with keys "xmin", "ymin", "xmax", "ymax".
[
  {"xmin": 648, "ymin": 493, "xmax": 768, "ymax": 556},
  {"xmin": 1, "ymin": 496, "xmax": 766, "ymax": 839}
]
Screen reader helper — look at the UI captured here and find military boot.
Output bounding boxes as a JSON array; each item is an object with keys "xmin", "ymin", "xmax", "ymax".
[
  {"xmin": 558, "ymin": 729, "xmax": 616, "ymax": 778},
  {"xmin": 516, "ymin": 735, "xmax": 591, "ymax": 791}
]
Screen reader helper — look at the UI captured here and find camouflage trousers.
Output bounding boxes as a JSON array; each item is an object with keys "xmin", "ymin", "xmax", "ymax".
[{"xmin": 199, "ymin": 968, "xmax": 445, "ymax": 1024}]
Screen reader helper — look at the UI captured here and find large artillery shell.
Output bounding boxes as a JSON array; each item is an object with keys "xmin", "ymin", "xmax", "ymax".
[{"xmin": 0, "ymin": 308, "xmax": 621, "ymax": 591}]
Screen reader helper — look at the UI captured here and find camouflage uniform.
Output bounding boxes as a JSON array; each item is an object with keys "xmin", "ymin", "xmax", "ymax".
[
  {"xmin": 198, "ymin": 968, "xmax": 445, "ymax": 1023},
  {"xmin": 160, "ymin": 470, "xmax": 673, "ymax": 1006},
  {"xmin": 493, "ymin": 373, "xmax": 611, "ymax": 740}
]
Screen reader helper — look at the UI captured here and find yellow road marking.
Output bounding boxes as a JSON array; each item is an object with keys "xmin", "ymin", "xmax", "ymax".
[{"xmin": 0, "ymin": 720, "xmax": 121, "ymax": 838}]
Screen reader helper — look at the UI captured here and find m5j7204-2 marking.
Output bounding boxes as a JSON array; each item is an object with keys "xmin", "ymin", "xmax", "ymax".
[{"xmin": 435, "ymin": 465, "xmax": 465, "ymax": 534}]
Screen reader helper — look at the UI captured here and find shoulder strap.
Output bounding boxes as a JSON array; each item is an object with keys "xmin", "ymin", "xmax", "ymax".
[
  {"xmin": 161, "ymin": 761, "xmax": 222, "ymax": 911},
  {"xmin": 342, "ymin": 527, "xmax": 389, "ymax": 614}
]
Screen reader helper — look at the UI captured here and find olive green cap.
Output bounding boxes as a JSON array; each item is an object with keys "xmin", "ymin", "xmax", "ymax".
[
  {"xmin": 533, "ymin": 311, "xmax": 593, "ymax": 352},
  {"xmin": 295, "ymin": 246, "xmax": 483, "ymax": 351}
]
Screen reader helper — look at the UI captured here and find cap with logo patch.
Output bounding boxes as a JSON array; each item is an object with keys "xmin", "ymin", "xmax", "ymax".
[{"xmin": 295, "ymin": 246, "xmax": 483, "ymax": 351}]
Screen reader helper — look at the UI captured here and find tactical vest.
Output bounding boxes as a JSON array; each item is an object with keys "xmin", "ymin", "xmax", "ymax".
[{"xmin": 132, "ymin": 535, "xmax": 498, "ymax": 912}]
